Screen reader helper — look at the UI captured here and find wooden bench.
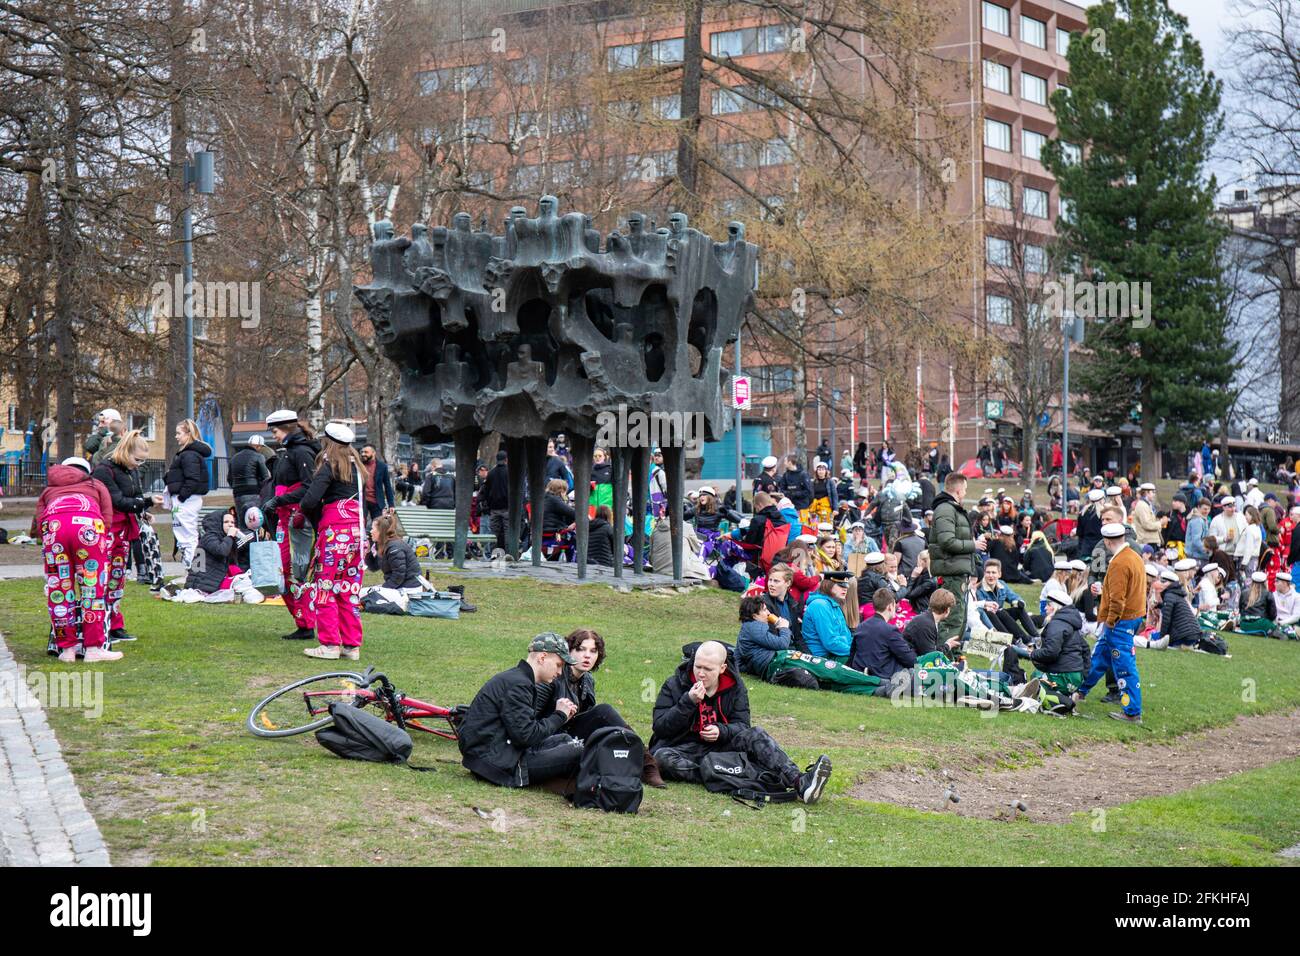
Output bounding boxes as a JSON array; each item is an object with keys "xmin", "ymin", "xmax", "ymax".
[{"xmin": 394, "ymin": 506, "xmax": 495, "ymax": 554}]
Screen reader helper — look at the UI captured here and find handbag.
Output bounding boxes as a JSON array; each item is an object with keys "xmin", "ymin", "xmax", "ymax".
[
  {"xmin": 248, "ymin": 539, "xmax": 284, "ymax": 595},
  {"xmin": 406, "ymin": 592, "xmax": 461, "ymax": 619}
]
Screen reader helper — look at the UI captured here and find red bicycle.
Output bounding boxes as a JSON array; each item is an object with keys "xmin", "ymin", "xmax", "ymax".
[{"xmin": 247, "ymin": 667, "xmax": 466, "ymax": 740}]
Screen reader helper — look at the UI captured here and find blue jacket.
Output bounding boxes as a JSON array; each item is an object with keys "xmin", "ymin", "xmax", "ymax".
[
  {"xmin": 1185, "ymin": 514, "xmax": 1209, "ymax": 560},
  {"xmin": 736, "ymin": 619, "xmax": 791, "ymax": 677},
  {"xmin": 849, "ymin": 614, "xmax": 916, "ymax": 678},
  {"xmin": 370, "ymin": 460, "xmax": 395, "ymax": 511},
  {"xmin": 802, "ymin": 591, "xmax": 851, "ymax": 659},
  {"xmin": 975, "ymin": 580, "xmax": 1026, "ymax": 628}
]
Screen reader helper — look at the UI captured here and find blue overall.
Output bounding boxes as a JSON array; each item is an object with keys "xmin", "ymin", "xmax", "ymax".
[{"xmin": 1079, "ymin": 616, "xmax": 1143, "ymax": 716}]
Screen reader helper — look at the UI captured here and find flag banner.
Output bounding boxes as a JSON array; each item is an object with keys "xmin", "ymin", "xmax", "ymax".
[{"xmin": 917, "ymin": 364, "xmax": 926, "ymax": 438}]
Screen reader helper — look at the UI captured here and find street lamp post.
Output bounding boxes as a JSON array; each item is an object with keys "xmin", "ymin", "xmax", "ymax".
[
  {"xmin": 1062, "ymin": 313, "xmax": 1083, "ymax": 497},
  {"xmin": 182, "ymin": 150, "xmax": 215, "ymax": 421}
]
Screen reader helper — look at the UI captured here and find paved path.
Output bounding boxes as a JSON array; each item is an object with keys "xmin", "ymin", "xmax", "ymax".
[{"xmin": 0, "ymin": 631, "xmax": 110, "ymax": 865}]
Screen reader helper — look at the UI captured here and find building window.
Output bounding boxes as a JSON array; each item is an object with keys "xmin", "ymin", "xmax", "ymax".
[
  {"xmin": 607, "ymin": 43, "xmax": 640, "ymax": 71},
  {"xmin": 1059, "ymin": 196, "xmax": 1076, "ymax": 224},
  {"xmin": 1021, "ymin": 72, "xmax": 1047, "ymax": 105},
  {"xmin": 1025, "ymin": 244, "xmax": 1047, "ymax": 274},
  {"xmin": 1022, "ymin": 128, "xmax": 1046, "ymax": 161},
  {"xmin": 552, "ymin": 106, "xmax": 591, "ymax": 133},
  {"xmin": 607, "ymin": 37, "xmax": 684, "ymax": 71},
  {"xmin": 652, "ymin": 94, "xmax": 681, "ymax": 119},
  {"xmin": 710, "ymin": 25, "xmax": 789, "ymax": 58},
  {"xmin": 1021, "ymin": 15, "xmax": 1046, "ymax": 48},
  {"xmin": 1061, "ymin": 141, "xmax": 1082, "ymax": 164},
  {"xmin": 711, "ymin": 84, "xmax": 782, "ymax": 115},
  {"xmin": 513, "ymin": 164, "xmax": 543, "ymax": 191},
  {"xmin": 129, "ymin": 413, "xmax": 155, "ymax": 440},
  {"xmin": 986, "ymin": 236, "xmax": 1012, "ymax": 267},
  {"xmin": 1024, "ymin": 186, "xmax": 1049, "ymax": 218},
  {"xmin": 987, "ymin": 294, "xmax": 1012, "ymax": 325},
  {"xmin": 752, "ymin": 364, "xmax": 795, "ymax": 392},
  {"xmin": 626, "ymin": 151, "xmax": 676, "ymax": 181},
  {"xmin": 718, "ymin": 140, "xmax": 758, "ymax": 169},
  {"xmin": 466, "ymin": 170, "xmax": 493, "ymax": 191},
  {"xmin": 126, "ymin": 306, "xmax": 156, "ymax": 334},
  {"xmin": 982, "ymin": 2, "xmax": 1010, "ymax": 36},
  {"xmin": 416, "ymin": 64, "xmax": 490, "ymax": 94},
  {"xmin": 1057, "ymin": 28, "xmax": 1072, "ymax": 56},
  {"xmin": 372, "ymin": 131, "xmax": 398, "ymax": 153},
  {"xmin": 761, "ymin": 137, "xmax": 793, "ymax": 166},
  {"xmin": 984, "ymin": 176, "xmax": 1012, "ymax": 209},
  {"xmin": 984, "ymin": 118, "xmax": 1011, "ymax": 151},
  {"xmin": 983, "ymin": 59, "xmax": 1010, "ymax": 94}
]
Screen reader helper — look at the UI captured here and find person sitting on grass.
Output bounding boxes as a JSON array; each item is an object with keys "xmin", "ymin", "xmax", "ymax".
[
  {"xmin": 647, "ymin": 640, "xmax": 833, "ymax": 804},
  {"xmin": 760, "ymin": 564, "xmax": 805, "ymax": 652},
  {"xmin": 855, "ymin": 550, "xmax": 891, "ymax": 607},
  {"xmin": 534, "ymin": 628, "xmax": 666, "ymax": 788},
  {"xmin": 849, "ymin": 588, "xmax": 916, "ymax": 692},
  {"xmin": 179, "ymin": 507, "xmax": 257, "ymax": 599},
  {"xmin": 801, "ymin": 573, "xmax": 854, "ymax": 660},
  {"xmin": 901, "ymin": 586, "xmax": 961, "ymax": 659},
  {"xmin": 1275, "ymin": 572, "xmax": 1300, "ymax": 629},
  {"xmin": 1220, "ymin": 570, "xmax": 1296, "ymax": 639},
  {"xmin": 1007, "ymin": 591, "xmax": 1090, "ymax": 696},
  {"xmin": 736, "ymin": 596, "xmax": 819, "ymax": 690},
  {"xmin": 974, "ymin": 559, "xmax": 1040, "ymax": 645},
  {"xmin": 457, "ymin": 633, "xmax": 585, "ymax": 790},
  {"xmin": 360, "ymin": 512, "xmax": 433, "ymax": 614},
  {"xmin": 1152, "ymin": 566, "xmax": 1209, "ymax": 650}
]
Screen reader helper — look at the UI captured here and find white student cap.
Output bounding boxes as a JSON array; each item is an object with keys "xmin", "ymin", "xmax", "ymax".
[
  {"xmin": 1219, "ymin": 496, "xmax": 1235, "ymax": 506},
  {"xmin": 761, "ymin": 456, "xmax": 778, "ymax": 469},
  {"xmin": 698, "ymin": 486, "xmax": 716, "ymax": 497},
  {"xmin": 817, "ymin": 522, "xmax": 834, "ymax": 533},
  {"xmin": 1046, "ymin": 591, "xmax": 1072, "ymax": 607},
  {"xmin": 61, "ymin": 456, "xmax": 91, "ymax": 473},
  {"xmin": 1278, "ymin": 571, "xmax": 1292, "ymax": 584},
  {"xmin": 266, "ymin": 408, "xmax": 299, "ymax": 427},
  {"xmin": 248, "ymin": 435, "xmax": 265, "ymax": 447},
  {"xmin": 1069, "ymin": 559, "xmax": 1088, "ymax": 571},
  {"xmin": 98, "ymin": 408, "xmax": 122, "ymax": 423},
  {"xmin": 1248, "ymin": 477, "xmax": 1259, "ymax": 486},
  {"xmin": 1201, "ymin": 563, "xmax": 1221, "ymax": 576},
  {"xmin": 1139, "ymin": 482, "xmax": 1156, "ymax": 491},
  {"xmin": 864, "ymin": 551, "xmax": 885, "ymax": 564},
  {"xmin": 795, "ymin": 533, "xmax": 817, "ymax": 544},
  {"xmin": 855, "ymin": 488, "xmax": 869, "ymax": 499},
  {"xmin": 1053, "ymin": 557, "xmax": 1072, "ymax": 570},
  {"xmin": 1105, "ymin": 486, "xmax": 1122, "ymax": 496},
  {"xmin": 998, "ymin": 524, "xmax": 1014, "ymax": 535},
  {"xmin": 1160, "ymin": 568, "xmax": 1179, "ymax": 583},
  {"xmin": 849, "ymin": 521, "xmax": 864, "ymax": 529},
  {"xmin": 1173, "ymin": 557, "xmax": 1198, "ymax": 572},
  {"xmin": 1144, "ymin": 563, "xmax": 1161, "ymax": 577},
  {"xmin": 1101, "ymin": 522, "xmax": 1126, "ymax": 538},
  {"xmin": 1251, "ymin": 570, "xmax": 1268, "ymax": 583},
  {"xmin": 323, "ymin": 422, "xmax": 355, "ymax": 445},
  {"xmin": 1087, "ymin": 488, "xmax": 1105, "ymax": 502}
]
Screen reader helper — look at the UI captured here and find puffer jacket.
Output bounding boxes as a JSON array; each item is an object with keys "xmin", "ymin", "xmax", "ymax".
[
  {"xmin": 927, "ymin": 491, "xmax": 977, "ymax": 578},
  {"xmin": 185, "ymin": 509, "xmax": 245, "ymax": 593},
  {"xmin": 736, "ymin": 619, "xmax": 792, "ymax": 677},
  {"xmin": 164, "ymin": 439, "xmax": 212, "ymax": 501},
  {"xmin": 648, "ymin": 642, "xmax": 750, "ymax": 752},
  {"xmin": 91, "ymin": 460, "xmax": 151, "ymax": 533},
  {"xmin": 268, "ymin": 431, "xmax": 321, "ymax": 506},
  {"xmin": 1031, "ymin": 604, "xmax": 1089, "ymax": 673},
  {"xmin": 364, "ymin": 537, "xmax": 422, "ymax": 590},
  {"xmin": 1159, "ymin": 584, "xmax": 1204, "ymax": 646},
  {"xmin": 801, "ymin": 590, "xmax": 852, "ymax": 658},
  {"xmin": 586, "ymin": 516, "xmax": 616, "ymax": 568},
  {"xmin": 30, "ymin": 464, "xmax": 113, "ymax": 536},
  {"xmin": 229, "ymin": 447, "xmax": 271, "ymax": 498}
]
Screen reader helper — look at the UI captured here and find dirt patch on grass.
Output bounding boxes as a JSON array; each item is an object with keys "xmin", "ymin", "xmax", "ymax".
[{"xmin": 850, "ymin": 709, "xmax": 1300, "ymax": 822}]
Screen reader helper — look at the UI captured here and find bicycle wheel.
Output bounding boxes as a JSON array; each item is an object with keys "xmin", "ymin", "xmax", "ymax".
[{"xmin": 247, "ymin": 671, "xmax": 371, "ymax": 738}]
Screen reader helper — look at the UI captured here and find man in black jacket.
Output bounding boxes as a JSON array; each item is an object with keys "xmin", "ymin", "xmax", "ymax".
[
  {"xmin": 457, "ymin": 633, "xmax": 585, "ymax": 789},
  {"xmin": 648, "ymin": 640, "xmax": 831, "ymax": 803},
  {"xmin": 777, "ymin": 456, "xmax": 814, "ymax": 512},
  {"xmin": 482, "ymin": 450, "xmax": 511, "ymax": 551},
  {"xmin": 1008, "ymin": 591, "xmax": 1090, "ymax": 695},
  {"xmin": 229, "ymin": 437, "xmax": 272, "ymax": 532},
  {"xmin": 902, "ymin": 587, "xmax": 960, "ymax": 658}
]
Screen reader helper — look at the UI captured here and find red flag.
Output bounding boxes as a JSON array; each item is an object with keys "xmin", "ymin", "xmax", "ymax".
[
  {"xmin": 950, "ymin": 366, "xmax": 959, "ymax": 419},
  {"xmin": 883, "ymin": 383, "xmax": 891, "ymax": 441},
  {"xmin": 917, "ymin": 365, "xmax": 927, "ymax": 438}
]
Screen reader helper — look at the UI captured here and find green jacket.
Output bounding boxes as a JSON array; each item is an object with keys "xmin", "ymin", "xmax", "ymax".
[
  {"xmin": 84, "ymin": 428, "xmax": 110, "ymax": 457},
  {"xmin": 1262, "ymin": 505, "xmax": 1280, "ymax": 549},
  {"xmin": 927, "ymin": 491, "xmax": 977, "ymax": 578},
  {"xmin": 91, "ymin": 432, "xmax": 123, "ymax": 467}
]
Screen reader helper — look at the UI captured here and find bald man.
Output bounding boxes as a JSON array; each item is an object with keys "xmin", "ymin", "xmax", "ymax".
[{"xmin": 647, "ymin": 640, "xmax": 832, "ymax": 804}]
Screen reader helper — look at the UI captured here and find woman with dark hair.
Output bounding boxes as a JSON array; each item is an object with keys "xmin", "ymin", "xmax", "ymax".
[
  {"xmin": 533, "ymin": 628, "xmax": 666, "ymax": 788},
  {"xmin": 299, "ymin": 422, "xmax": 367, "ymax": 660},
  {"xmin": 587, "ymin": 504, "xmax": 617, "ymax": 568},
  {"xmin": 987, "ymin": 525, "xmax": 1031, "ymax": 583},
  {"xmin": 260, "ymin": 410, "xmax": 322, "ymax": 641}
]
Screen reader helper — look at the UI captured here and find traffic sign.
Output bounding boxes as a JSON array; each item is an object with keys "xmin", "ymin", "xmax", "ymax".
[
  {"xmin": 732, "ymin": 376, "xmax": 752, "ymax": 410},
  {"xmin": 985, "ymin": 400, "xmax": 1004, "ymax": 419}
]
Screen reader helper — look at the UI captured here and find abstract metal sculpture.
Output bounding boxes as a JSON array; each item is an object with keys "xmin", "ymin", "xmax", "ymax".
[{"xmin": 356, "ymin": 196, "xmax": 758, "ymax": 581}]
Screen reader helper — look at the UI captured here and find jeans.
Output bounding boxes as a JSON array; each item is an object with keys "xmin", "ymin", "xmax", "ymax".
[
  {"xmin": 522, "ymin": 734, "xmax": 584, "ymax": 784},
  {"xmin": 1079, "ymin": 616, "xmax": 1143, "ymax": 716},
  {"xmin": 566, "ymin": 703, "xmax": 628, "ymax": 742},
  {"xmin": 650, "ymin": 726, "xmax": 800, "ymax": 785}
]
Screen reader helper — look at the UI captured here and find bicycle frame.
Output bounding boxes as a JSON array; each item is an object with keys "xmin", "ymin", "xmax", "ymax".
[{"xmin": 296, "ymin": 669, "xmax": 461, "ymax": 740}]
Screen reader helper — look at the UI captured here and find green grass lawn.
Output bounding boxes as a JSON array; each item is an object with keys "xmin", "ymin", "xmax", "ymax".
[{"xmin": 2, "ymin": 574, "xmax": 1299, "ymax": 866}]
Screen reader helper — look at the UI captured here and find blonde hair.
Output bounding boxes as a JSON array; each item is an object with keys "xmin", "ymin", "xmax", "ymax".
[
  {"xmin": 546, "ymin": 478, "xmax": 568, "ymax": 496},
  {"xmin": 372, "ymin": 512, "xmax": 401, "ymax": 551},
  {"xmin": 176, "ymin": 419, "xmax": 199, "ymax": 447},
  {"xmin": 316, "ymin": 437, "xmax": 365, "ymax": 483},
  {"xmin": 111, "ymin": 429, "xmax": 149, "ymax": 468}
]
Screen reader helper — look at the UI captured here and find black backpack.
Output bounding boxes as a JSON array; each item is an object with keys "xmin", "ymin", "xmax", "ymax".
[
  {"xmin": 698, "ymin": 751, "xmax": 798, "ymax": 806},
  {"xmin": 1197, "ymin": 633, "xmax": 1230, "ymax": 656},
  {"xmin": 315, "ymin": 703, "xmax": 433, "ymax": 771},
  {"xmin": 572, "ymin": 726, "xmax": 644, "ymax": 814}
]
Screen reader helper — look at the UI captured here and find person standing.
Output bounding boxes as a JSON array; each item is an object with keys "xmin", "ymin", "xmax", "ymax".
[
  {"xmin": 164, "ymin": 419, "xmax": 211, "ymax": 567},
  {"xmin": 778, "ymin": 455, "xmax": 814, "ymax": 516},
  {"xmin": 87, "ymin": 410, "xmax": 126, "ymax": 467},
  {"xmin": 32, "ymin": 457, "xmax": 121, "ymax": 662},
  {"xmin": 229, "ymin": 436, "xmax": 272, "ymax": 533},
  {"xmin": 260, "ymin": 410, "xmax": 321, "ymax": 641},
  {"xmin": 482, "ymin": 449, "xmax": 511, "ymax": 551},
  {"xmin": 1073, "ymin": 523, "xmax": 1146, "ymax": 722},
  {"xmin": 299, "ymin": 422, "xmax": 367, "ymax": 660},
  {"xmin": 753, "ymin": 455, "xmax": 781, "ymax": 498},
  {"xmin": 84, "ymin": 408, "xmax": 121, "ymax": 461},
  {"xmin": 927, "ymin": 472, "xmax": 986, "ymax": 647},
  {"xmin": 92, "ymin": 431, "xmax": 161, "ymax": 645},
  {"xmin": 359, "ymin": 444, "xmax": 393, "ymax": 525}
]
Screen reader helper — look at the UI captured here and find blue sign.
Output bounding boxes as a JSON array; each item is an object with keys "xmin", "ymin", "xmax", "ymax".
[{"xmin": 1038, "ymin": 412, "xmax": 1051, "ymax": 428}]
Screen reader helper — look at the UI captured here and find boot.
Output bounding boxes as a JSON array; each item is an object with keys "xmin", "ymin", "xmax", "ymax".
[
  {"xmin": 642, "ymin": 751, "xmax": 667, "ymax": 789},
  {"xmin": 108, "ymin": 628, "xmax": 137, "ymax": 643},
  {"xmin": 281, "ymin": 627, "xmax": 315, "ymax": 641},
  {"xmin": 448, "ymin": 584, "xmax": 477, "ymax": 613}
]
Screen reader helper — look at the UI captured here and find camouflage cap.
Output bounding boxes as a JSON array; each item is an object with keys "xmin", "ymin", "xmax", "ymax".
[{"xmin": 529, "ymin": 632, "xmax": 577, "ymax": 664}]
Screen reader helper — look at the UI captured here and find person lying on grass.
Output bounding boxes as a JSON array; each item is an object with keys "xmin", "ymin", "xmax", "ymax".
[
  {"xmin": 648, "ymin": 640, "xmax": 833, "ymax": 804},
  {"xmin": 736, "ymin": 593, "xmax": 883, "ymax": 695},
  {"xmin": 533, "ymin": 628, "xmax": 666, "ymax": 788}
]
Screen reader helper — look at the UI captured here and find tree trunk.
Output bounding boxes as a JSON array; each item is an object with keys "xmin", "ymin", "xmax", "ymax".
[
  {"xmin": 1023, "ymin": 422, "xmax": 1038, "ymax": 488},
  {"xmin": 1141, "ymin": 379, "xmax": 1158, "ymax": 482},
  {"xmin": 164, "ymin": 0, "xmax": 189, "ymax": 461},
  {"xmin": 675, "ymin": 0, "xmax": 704, "ymax": 216},
  {"xmin": 52, "ymin": 45, "xmax": 83, "ymax": 459},
  {"xmin": 792, "ymin": 354, "xmax": 807, "ymax": 465}
]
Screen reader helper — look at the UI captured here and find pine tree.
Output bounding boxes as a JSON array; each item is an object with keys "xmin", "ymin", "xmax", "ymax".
[{"xmin": 1044, "ymin": 0, "xmax": 1234, "ymax": 479}]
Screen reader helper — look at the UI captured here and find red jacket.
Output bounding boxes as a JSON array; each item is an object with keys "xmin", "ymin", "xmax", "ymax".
[{"xmin": 30, "ymin": 465, "xmax": 113, "ymax": 535}]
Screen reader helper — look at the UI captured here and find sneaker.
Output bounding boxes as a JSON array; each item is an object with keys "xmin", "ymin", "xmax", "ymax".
[
  {"xmin": 798, "ymin": 754, "xmax": 833, "ymax": 805},
  {"xmin": 1011, "ymin": 677, "xmax": 1041, "ymax": 700},
  {"xmin": 82, "ymin": 647, "xmax": 124, "ymax": 662},
  {"xmin": 340, "ymin": 646, "xmax": 360, "ymax": 661},
  {"xmin": 1108, "ymin": 711, "xmax": 1142, "ymax": 724},
  {"xmin": 1100, "ymin": 691, "xmax": 1122, "ymax": 704},
  {"xmin": 304, "ymin": 644, "xmax": 340, "ymax": 660},
  {"xmin": 108, "ymin": 628, "xmax": 137, "ymax": 643},
  {"xmin": 57, "ymin": 648, "xmax": 77, "ymax": 663},
  {"xmin": 281, "ymin": 627, "xmax": 315, "ymax": 641},
  {"xmin": 1147, "ymin": 634, "xmax": 1170, "ymax": 650}
]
